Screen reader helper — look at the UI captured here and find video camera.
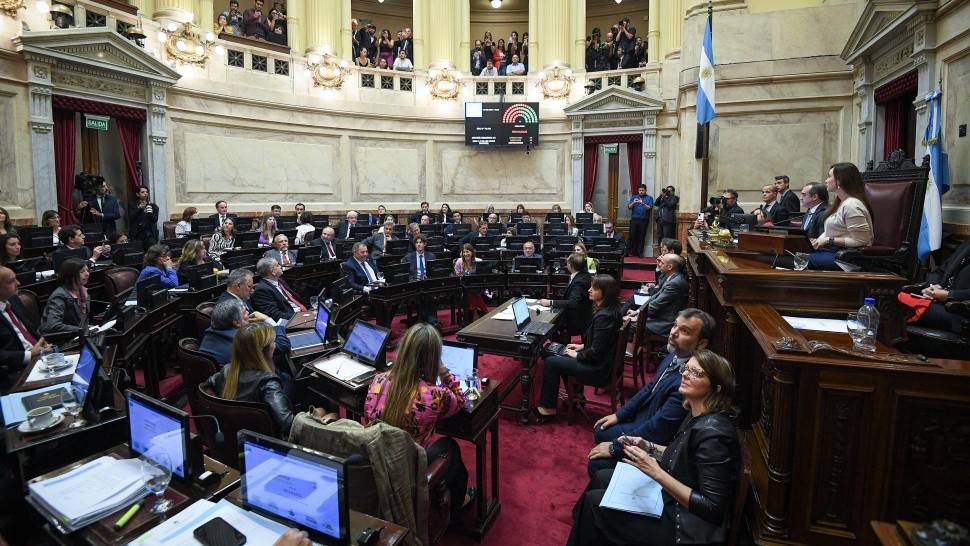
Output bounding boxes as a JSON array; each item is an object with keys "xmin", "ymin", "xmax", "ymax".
[{"xmin": 74, "ymin": 172, "xmax": 105, "ymax": 197}]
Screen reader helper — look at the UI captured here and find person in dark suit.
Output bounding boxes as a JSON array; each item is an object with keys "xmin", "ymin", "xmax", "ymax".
[
  {"xmin": 0, "ymin": 266, "xmax": 49, "ymax": 392},
  {"xmin": 199, "ymin": 299, "xmax": 290, "ymax": 370},
  {"xmin": 636, "ymin": 254, "xmax": 689, "ymax": 336},
  {"xmin": 217, "ymin": 269, "xmax": 256, "ymax": 313},
  {"xmin": 364, "ymin": 221, "xmax": 395, "ymax": 259},
  {"xmin": 334, "ymin": 211, "xmax": 360, "ymax": 241},
  {"xmin": 534, "ymin": 274, "xmax": 623, "ymax": 423},
  {"xmin": 407, "ymin": 201, "xmax": 432, "ymax": 225},
  {"xmin": 54, "ymin": 225, "xmax": 110, "ymax": 263},
  {"xmin": 459, "ymin": 221, "xmax": 492, "ymax": 247},
  {"xmin": 40, "ymin": 258, "xmax": 91, "ymax": 336},
  {"xmin": 262, "ymin": 234, "xmax": 297, "ymax": 267},
  {"xmin": 512, "ymin": 240, "xmax": 545, "ymax": 271},
  {"xmin": 716, "ymin": 189, "xmax": 744, "ymax": 226},
  {"xmin": 208, "ymin": 200, "xmax": 237, "ymax": 227},
  {"xmin": 75, "ymin": 179, "xmax": 121, "ymax": 234},
  {"xmin": 311, "ymin": 227, "xmax": 342, "ymax": 261},
  {"xmin": 911, "ymin": 239, "xmax": 970, "ymax": 333},
  {"xmin": 252, "ymin": 257, "xmax": 305, "ymax": 322},
  {"xmin": 586, "ymin": 307, "xmax": 715, "ymax": 476},
  {"xmin": 602, "ymin": 220, "xmax": 626, "ymax": 255},
  {"xmin": 403, "ymin": 235, "xmax": 438, "ymax": 324},
  {"xmin": 799, "ymin": 182, "xmax": 829, "ymax": 239},
  {"xmin": 127, "ymin": 185, "xmax": 159, "ymax": 246},
  {"xmin": 753, "ymin": 184, "xmax": 789, "ymax": 226},
  {"xmin": 341, "ymin": 241, "xmax": 382, "ymax": 294},
  {"xmin": 539, "ymin": 252, "xmax": 591, "ymax": 338},
  {"xmin": 775, "ymin": 174, "xmax": 801, "ymax": 215}
]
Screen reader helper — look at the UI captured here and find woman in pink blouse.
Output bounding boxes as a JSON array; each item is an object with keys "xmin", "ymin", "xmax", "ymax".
[{"xmin": 363, "ymin": 323, "xmax": 474, "ymax": 513}]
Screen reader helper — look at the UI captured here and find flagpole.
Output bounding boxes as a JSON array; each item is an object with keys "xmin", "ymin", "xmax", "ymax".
[{"xmin": 696, "ymin": 1, "xmax": 713, "ymax": 211}]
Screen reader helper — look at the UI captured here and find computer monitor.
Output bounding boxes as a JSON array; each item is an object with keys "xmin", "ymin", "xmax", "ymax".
[
  {"xmin": 418, "ymin": 224, "xmax": 440, "ymax": 236},
  {"xmin": 135, "ymin": 274, "xmax": 164, "ymax": 309},
  {"xmin": 190, "ymin": 218, "xmax": 216, "ymax": 234},
  {"xmin": 472, "ymin": 240, "xmax": 493, "ymax": 253},
  {"xmin": 439, "ymin": 340, "xmax": 478, "ymax": 388},
  {"xmin": 101, "ymin": 286, "xmax": 134, "ymax": 323},
  {"xmin": 72, "ymin": 328, "xmax": 105, "ymax": 414},
  {"xmin": 546, "ymin": 212, "xmax": 565, "ymax": 224},
  {"xmin": 544, "ymin": 222, "xmax": 567, "ymax": 235},
  {"xmin": 591, "ymin": 236, "xmax": 620, "ymax": 251},
  {"xmin": 385, "ymin": 239, "xmax": 411, "ymax": 256},
  {"xmin": 583, "ymin": 225, "xmax": 605, "ymax": 238},
  {"xmin": 311, "ymin": 215, "xmax": 330, "ymax": 229},
  {"xmin": 4, "ymin": 257, "xmax": 44, "ymax": 273},
  {"xmin": 79, "ymin": 223, "xmax": 105, "ymax": 240},
  {"xmin": 236, "ymin": 231, "xmax": 260, "ymax": 248},
  {"xmin": 17, "ymin": 226, "xmax": 56, "ymax": 248},
  {"xmin": 486, "ymin": 224, "xmax": 504, "ymax": 235},
  {"xmin": 474, "ymin": 260, "xmax": 498, "ymax": 273},
  {"xmin": 425, "ymin": 259, "xmax": 452, "ymax": 279},
  {"xmin": 505, "ymin": 236, "xmax": 528, "ymax": 252},
  {"xmin": 126, "ymin": 389, "xmax": 193, "ymax": 481},
  {"xmin": 329, "ymin": 275, "xmax": 354, "ymax": 306},
  {"xmin": 184, "ymin": 264, "xmax": 218, "ymax": 290},
  {"xmin": 52, "ymin": 247, "xmax": 90, "ymax": 271},
  {"xmin": 575, "ymin": 212, "xmax": 594, "ymax": 224},
  {"xmin": 450, "ymin": 224, "xmax": 471, "ymax": 238},
  {"xmin": 350, "ymin": 226, "xmax": 373, "ymax": 241},
  {"xmin": 517, "ymin": 222, "xmax": 538, "ymax": 236},
  {"xmin": 513, "ymin": 256, "xmax": 543, "ymax": 273},
  {"xmin": 276, "ymin": 217, "xmax": 298, "ymax": 230},
  {"xmin": 382, "ymin": 262, "xmax": 412, "ymax": 284}
]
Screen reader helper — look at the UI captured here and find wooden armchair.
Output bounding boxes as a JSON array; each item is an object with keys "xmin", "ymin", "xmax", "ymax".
[
  {"xmin": 194, "ymin": 385, "xmax": 279, "ymax": 469},
  {"xmin": 898, "ymin": 283, "xmax": 970, "ymax": 359},
  {"xmin": 835, "ymin": 150, "xmax": 929, "ymax": 280}
]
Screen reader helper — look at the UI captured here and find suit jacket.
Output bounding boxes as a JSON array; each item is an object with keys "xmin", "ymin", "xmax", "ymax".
[
  {"xmin": 0, "ymin": 297, "xmax": 39, "ymax": 390},
  {"xmin": 644, "ymin": 272, "xmax": 689, "ymax": 336},
  {"xmin": 926, "ymin": 239, "xmax": 970, "ymax": 302},
  {"xmin": 364, "ymin": 232, "xmax": 391, "ymax": 259},
  {"xmin": 606, "ymin": 353, "xmax": 689, "ymax": 449},
  {"xmin": 606, "ymin": 231, "xmax": 626, "ymax": 254},
  {"xmin": 576, "ymin": 308, "xmax": 622, "ymax": 385},
  {"xmin": 334, "ymin": 220, "xmax": 357, "ymax": 240},
  {"xmin": 80, "ymin": 193, "xmax": 121, "ymax": 233},
  {"xmin": 801, "ymin": 203, "xmax": 829, "ymax": 240},
  {"xmin": 208, "ymin": 213, "xmax": 238, "ymax": 226},
  {"xmin": 199, "ymin": 325, "xmax": 290, "ymax": 367},
  {"xmin": 216, "ymin": 290, "xmax": 253, "ymax": 313},
  {"xmin": 252, "ymin": 278, "xmax": 302, "ymax": 321},
  {"xmin": 756, "ymin": 202, "xmax": 789, "ymax": 225},
  {"xmin": 779, "ymin": 189, "xmax": 800, "ymax": 215},
  {"xmin": 40, "ymin": 286, "xmax": 88, "ymax": 335},
  {"xmin": 551, "ymin": 272, "xmax": 592, "ymax": 336},
  {"xmin": 402, "ymin": 251, "xmax": 436, "ymax": 277},
  {"xmin": 342, "ymin": 256, "xmax": 381, "ymax": 292},
  {"xmin": 127, "ymin": 201, "xmax": 159, "ymax": 244},
  {"xmin": 263, "ymin": 248, "xmax": 297, "ymax": 266}
]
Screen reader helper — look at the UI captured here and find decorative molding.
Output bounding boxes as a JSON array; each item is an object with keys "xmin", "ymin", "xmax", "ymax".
[
  {"xmin": 427, "ymin": 67, "xmax": 464, "ymax": 101},
  {"xmin": 52, "ymin": 70, "xmax": 145, "ymax": 100},
  {"xmin": 0, "ymin": 0, "xmax": 25, "ymax": 19},
  {"xmin": 30, "ymin": 122, "xmax": 53, "ymax": 133},
  {"xmin": 162, "ymin": 22, "xmax": 216, "ymax": 67},
  {"xmin": 32, "ymin": 65, "xmax": 49, "ymax": 79},
  {"xmin": 536, "ymin": 65, "xmax": 575, "ymax": 100},
  {"xmin": 874, "ymin": 42, "xmax": 914, "ymax": 80},
  {"xmin": 307, "ymin": 52, "xmax": 349, "ymax": 90}
]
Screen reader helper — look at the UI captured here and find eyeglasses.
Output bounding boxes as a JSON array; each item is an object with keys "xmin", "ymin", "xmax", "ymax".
[{"xmin": 682, "ymin": 365, "xmax": 706, "ymax": 379}]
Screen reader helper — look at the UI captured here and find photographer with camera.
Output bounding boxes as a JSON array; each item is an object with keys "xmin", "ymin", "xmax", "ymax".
[
  {"xmin": 128, "ymin": 185, "xmax": 159, "ymax": 246},
  {"xmin": 601, "ymin": 32, "xmax": 617, "ymax": 70},
  {"xmin": 585, "ymin": 29, "xmax": 602, "ymax": 72},
  {"xmin": 613, "ymin": 18, "xmax": 636, "ymax": 59},
  {"xmin": 656, "ymin": 186, "xmax": 679, "ymax": 240},
  {"xmin": 74, "ymin": 174, "xmax": 119, "ymax": 236}
]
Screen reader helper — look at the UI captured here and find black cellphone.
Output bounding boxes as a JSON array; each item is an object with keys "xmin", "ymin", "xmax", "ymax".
[{"xmin": 193, "ymin": 517, "xmax": 247, "ymax": 546}]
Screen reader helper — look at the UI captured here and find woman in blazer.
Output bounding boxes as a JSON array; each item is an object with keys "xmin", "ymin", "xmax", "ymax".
[
  {"xmin": 41, "ymin": 258, "xmax": 90, "ymax": 335},
  {"xmin": 809, "ymin": 162, "xmax": 874, "ymax": 270},
  {"xmin": 534, "ymin": 274, "xmax": 622, "ymax": 423}
]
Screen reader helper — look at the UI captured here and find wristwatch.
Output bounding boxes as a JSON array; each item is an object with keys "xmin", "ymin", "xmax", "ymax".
[
  {"xmin": 828, "ymin": 236, "xmax": 835, "ymax": 245},
  {"xmin": 608, "ymin": 443, "xmax": 616, "ymax": 457}
]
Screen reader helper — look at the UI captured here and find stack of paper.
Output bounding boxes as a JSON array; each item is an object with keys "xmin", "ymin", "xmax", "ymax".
[
  {"xmin": 29, "ymin": 456, "xmax": 147, "ymax": 531},
  {"xmin": 599, "ymin": 462, "xmax": 664, "ymax": 517}
]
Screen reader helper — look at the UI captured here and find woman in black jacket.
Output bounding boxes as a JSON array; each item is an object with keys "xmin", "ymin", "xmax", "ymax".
[
  {"xmin": 533, "ymin": 274, "xmax": 622, "ymax": 423},
  {"xmin": 567, "ymin": 349, "xmax": 742, "ymax": 545}
]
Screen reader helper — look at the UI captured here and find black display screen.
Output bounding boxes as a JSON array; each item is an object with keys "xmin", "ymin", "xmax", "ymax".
[{"xmin": 465, "ymin": 102, "xmax": 539, "ymax": 146}]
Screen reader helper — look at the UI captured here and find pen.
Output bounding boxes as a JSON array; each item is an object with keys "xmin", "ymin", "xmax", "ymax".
[{"xmin": 113, "ymin": 500, "xmax": 143, "ymax": 530}]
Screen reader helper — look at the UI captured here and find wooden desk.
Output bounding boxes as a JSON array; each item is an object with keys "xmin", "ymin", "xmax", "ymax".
[
  {"xmin": 734, "ymin": 302, "xmax": 970, "ymax": 546},
  {"xmin": 871, "ymin": 520, "xmax": 917, "ymax": 546},
  {"xmin": 142, "ymin": 298, "xmax": 182, "ymax": 399},
  {"xmin": 457, "ymin": 298, "xmax": 562, "ymax": 425},
  {"xmin": 369, "ymin": 276, "xmax": 461, "ymax": 331}
]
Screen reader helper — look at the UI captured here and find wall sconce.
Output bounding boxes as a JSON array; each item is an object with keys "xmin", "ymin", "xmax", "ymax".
[
  {"xmin": 306, "ymin": 51, "xmax": 350, "ymax": 89},
  {"xmin": 584, "ymin": 80, "xmax": 597, "ymax": 95},
  {"xmin": 0, "ymin": 0, "xmax": 25, "ymax": 19},
  {"xmin": 428, "ymin": 67, "xmax": 464, "ymax": 100},
  {"xmin": 631, "ymin": 75, "xmax": 645, "ymax": 92},
  {"xmin": 490, "ymin": 0, "xmax": 501, "ymax": 7},
  {"xmin": 34, "ymin": 1, "xmax": 73, "ymax": 28},
  {"xmin": 124, "ymin": 23, "xmax": 147, "ymax": 47},
  {"xmin": 537, "ymin": 64, "xmax": 575, "ymax": 99},
  {"xmin": 158, "ymin": 21, "xmax": 216, "ymax": 67}
]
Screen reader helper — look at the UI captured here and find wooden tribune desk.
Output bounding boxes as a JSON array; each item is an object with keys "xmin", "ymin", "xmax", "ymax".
[{"xmin": 457, "ymin": 298, "xmax": 562, "ymax": 425}]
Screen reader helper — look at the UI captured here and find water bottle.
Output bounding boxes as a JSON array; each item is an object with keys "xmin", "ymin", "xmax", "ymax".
[{"xmin": 857, "ymin": 297, "xmax": 879, "ymax": 352}]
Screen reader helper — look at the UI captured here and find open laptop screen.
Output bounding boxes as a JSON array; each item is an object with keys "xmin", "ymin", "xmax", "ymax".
[
  {"xmin": 342, "ymin": 321, "xmax": 390, "ymax": 365},
  {"xmin": 71, "ymin": 344, "xmax": 99, "ymax": 406},
  {"xmin": 240, "ymin": 431, "xmax": 348, "ymax": 544},
  {"xmin": 315, "ymin": 305, "xmax": 330, "ymax": 340},
  {"xmin": 439, "ymin": 340, "xmax": 477, "ymax": 388},
  {"xmin": 511, "ymin": 297, "xmax": 531, "ymax": 329}
]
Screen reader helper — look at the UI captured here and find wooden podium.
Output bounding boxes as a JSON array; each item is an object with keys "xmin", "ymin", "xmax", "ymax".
[{"xmin": 737, "ymin": 231, "xmax": 813, "ymax": 254}]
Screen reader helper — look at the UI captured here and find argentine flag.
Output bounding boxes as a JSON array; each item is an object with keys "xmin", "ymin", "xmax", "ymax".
[
  {"xmin": 696, "ymin": 17, "xmax": 715, "ymax": 125},
  {"xmin": 917, "ymin": 90, "xmax": 951, "ymax": 261}
]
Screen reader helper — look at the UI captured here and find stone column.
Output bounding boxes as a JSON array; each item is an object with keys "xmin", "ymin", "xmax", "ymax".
[
  {"xmin": 146, "ymin": 84, "xmax": 172, "ymax": 224},
  {"xmin": 647, "ymin": 0, "xmax": 660, "ymax": 63},
  {"xmin": 154, "ymin": 0, "xmax": 195, "ymax": 23},
  {"xmin": 305, "ymin": 0, "xmax": 340, "ymax": 55},
  {"xmin": 284, "ymin": 0, "xmax": 304, "ymax": 53},
  {"xmin": 458, "ymin": 0, "xmax": 470, "ymax": 71},
  {"xmin": 426, "ymin": 0, "xmax": 458, "ymax": 66},
  {"xmin": 571, "ymin": 0, "xmax": 585, "ymax": 71},
  {"xmin": 197, "ymin": 0, "xmax": 214, "ymax": 37},
  {"xmin": 73, "ymin": 3, "xmax": 86, "ymax": 27},
  {"xmin": 533, "ymin": 0, "xmax": 570, "ymax": 68},
  {"xmin": 528, "ymin": 0, "xmax": 538, "ymax": 71},
  {"xmin": 853, "ymin": 63, "xmax": 876, "ymax": 166},
  {"xmin": 129, "ymin": 0, "xmax": 156, "ymax": 16},
  {"xmin": 26, "ymin": 62, "xmax": 57, "ymax": 222},
  {"xmin": 412, "ymin": 0, "xmax": 427, "ymax": 68},
  {"xmin": 571, "ymin": 119, "xmax": 584, "ymax": 212},
  {"xmin": 909, "ymin": 13, "xmax": 937, "ymax": 156},
  {"xmin": 659, "ymin": 0, "xmax": 683, "ymax": 60}
]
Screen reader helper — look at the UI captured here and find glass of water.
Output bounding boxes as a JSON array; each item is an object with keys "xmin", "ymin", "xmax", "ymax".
[
  {"xmin": 793, "ymin": 252, "xmax": 810, "ymax": 271},
  {"xmin": 140, "ymin": 450, "xmax": 174, "ymax": 514},
  {"xmin": 465, "ymin": 371, "xmax": 482, "ymax": 401},
  {"xmin": 310, "ymin": 296, "xmax": 319, "ymax": 311},
  {"xmin": 61, "ymin": 386, "xmax": 85, "ymax": 428},
  {"xmin": 846, "ymin": 312, "xmax": 868, "ymax": 351},
  {"xmin": 40, "ymin": 346, "xmax": 57, "ymax": 378}
]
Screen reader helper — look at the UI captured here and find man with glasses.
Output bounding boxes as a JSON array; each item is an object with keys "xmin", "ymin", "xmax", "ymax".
[
  {"xmin": 585, "ymin": 308, "xmax": 715, "ymax": 476},
  {"xmin": 199, "ymin": 299, "xmax": 289, "ymax": 368},
  {"xmin": 252, "ymin": 258, "xmax": 305, "ymax": 322}
]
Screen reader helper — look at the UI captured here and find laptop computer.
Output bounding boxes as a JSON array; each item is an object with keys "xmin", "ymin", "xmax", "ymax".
[
  {"xmin": 511, "ymin": 297, "xmax": 555, "ymax": 336},
  {"xmin": 438, "ymin": 340, "xmax": 478, "ymax": 391},
  {"xmin": 289, "ymin": 305, "xmax": 336, "ymax": 352},
  {"xmin": 126, "ymin": 389, "xmax": 193, "ymax": 482},
  {"xmin": 309, "ymin": 320, "xmax": 391, "ymax": 385},
  {"xmin": 239, "ymin": 430, "xmax": 349, "ymax": 546},
  {"xmin": 13, "ymin": 331, "xmax": 104, "ymax": 417}
]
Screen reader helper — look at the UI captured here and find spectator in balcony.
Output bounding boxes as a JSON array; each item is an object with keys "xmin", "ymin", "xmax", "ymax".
[
  {"xmin": 270, "ymin": 0, "xmax": 286, "ymax": 32},
  {"xmin": 222, "ymin": 0, "xmax": 243, "ymax": 35},
  {"xmin": 480, "ymin": 58, "xmax": 497, "ymax": 77},
  {"xmin": 618, "ymin": 46, "xmax": 638, "ymax": 70},
  {"xmin": 482, "ymin": 32, "xmax": 494, "ymax": 65},
  {"xmin": 602, "ymin": 32, "xmax": 617, "ymax": 70},
  {"xmin": 354, "ymin": 48, "xmax": 372, "ymax": 68},
  {"xmin": 395, "ymin": 27, "xmax": 413, "ymax": 62},
  {"xmin": 633, "ymin": 36, "xmax": 647, "ymax": 66},
  {"xmin": 506, "ymin": 31, "xmax": 520, "ymax": 57},
  {"xmin": 494, "ymin": 38, "xmax": 506, "ymax": 75},
  {"xmin": 586, "ymin": 30, "xmax": 603, "ymax": 72},
  {"xmin": 242, "ymin": 0, "xmax": 272, "ymax": 40},
  {"xmin": 362, "ymin": 24, "xmax": 378, "ymax": 61},
  {"xmin": 471, "ymin": 39, "xmax": 486, "ymax": 75},
  {"xmin": 506, "ymin": 54, "xmax": 525, "ymax": 76},
  {"xmin": 507, "ymin": 41, "xmax": 521, "ymax": 73},
  {"xmin": 522, "ymin": 32, "xmax": 530, "ymax": 72},
  {"xmin": 266, "ymin": 21, "xmax": 286, "ymax": 45},
  {"xmin": 378, "ymin": 29, "xmax": 395, "ymax": 69},
  {"xmin": 376, "ymin": 58, "xmax": 389, "ymax": 69},
  {"xmin": 351, "ymin": 19, "xmax": 361, "ymax": 58},
  {"xmin": 613, "ymin": 18, "xmax": 637, "ymax": 57},
  {"xmin": 393, "ymin": 49, "xmax": 413, "ymax": 72},
  {"xmin": 214, "ymin": 13, "xmax": 234, "ymax": 35}
]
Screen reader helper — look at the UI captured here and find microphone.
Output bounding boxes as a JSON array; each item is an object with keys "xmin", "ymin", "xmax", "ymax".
[
  {"xmin": 775, "ymin": 214, "xmax": 807, "ymax": 226},
  {"xmin": 770, "ymin": 249, "xmax": 779, "ymax": 270},
  {"xmin": 190, "ymin": 414, "xmax": 224, "ymax": 443}
]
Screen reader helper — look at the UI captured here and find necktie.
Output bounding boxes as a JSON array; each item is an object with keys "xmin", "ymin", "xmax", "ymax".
[
  {"xmin": 325, "ymin": 242, "xmax": 334, "ymax": 259},
  {"xmin": 652, "ymin": 359, "xmax": 683, "ymax": 393},
  {"xmin": 5, "ymin": 305, "xmax": 37, "ymax": 347},
  {"xmin": 803, "ymin": 211, "xmax": 812, "ymax": 229},
  {"xmin": 281, "ymin": 251, "xmax": 290, "ymax": 265},
  {"xmin": 361, "ymin": 260, "xmax": 376, "ymax": 283},
  {"xmin": 418, "ymin": 254, "xmax": 425, "ymax": 277},
  {"xmin": 277, "ymin": 282, "xmax": 306, "ymax": 312},
  {"xmin": 97, "ymin": 197, "xmax": 103, "ymax": 211}
]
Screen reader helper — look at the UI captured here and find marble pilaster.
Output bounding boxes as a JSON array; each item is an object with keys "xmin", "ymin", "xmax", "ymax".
[
  {"xmin": 147, "ymin": 84, "xmax": 171, "ymax": 224},
  {"xmin": 571, "ymin": 0, "xmax": 585, "ymax": 70},
  {"xmin": 197, "ymin": 0, "xmax": 213, "ymax": 37},
  {"xmin": 427, "ymin": 0, "xmax": 458, "ymax": 66},
  {"xmin": 648, "ymin": 0, "xmax": 660, "ymax": 63},
  {"xmin": 413, "ymin": 0, "xmax": 426, "ymax": 68},
  {"xmin": 284, "ymin": 0, "xmax": 303, "ymax": 53},
  {"xmin": 27, "ymin": 62, "xmax": 56, "ymax": 222},
  {"xmin": 458, "ymin": 0, "xmax": 470, "ymax": 71},
  {"xmin": 305, "ymin": 0, "xmax": 339, "ymax": 55},
  {"xmin": 571, "ymin": 119, "xmax": 584, "ymax": 213},
  {"xmin": 129, "ymin": 0, "xmax": 155, "ymax": 16},
  {"xmin": 533, "ymin": 0, "xmax": 569, "ymax": 68},
  {"xmin": 154, "ymin": 0, "xmax": 194, "ymax": 23}
]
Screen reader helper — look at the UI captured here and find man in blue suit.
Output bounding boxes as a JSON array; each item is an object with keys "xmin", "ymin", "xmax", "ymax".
[
  {"xmin": 586, "ymin": 307, "xmax": 715, "ymax": 476},
  {"xmin": 199, "ymin": 299, "xmax": 291, "ymax": 383},
  {"xmin": 402, "ymin": 235, "xmax": 439, "ymax": 325},
  {"xmin": 341, "ymin": 241, "xmax": 381, "ymax": 295},
  {"xmin": 76, "ymin": 179, "xmax": 121, "ymax": 235}
]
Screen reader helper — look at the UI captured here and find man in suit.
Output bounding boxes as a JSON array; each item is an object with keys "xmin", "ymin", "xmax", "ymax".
[
  {"xmin": 775, "ymin": 174, "xmax": 801, "ymax": 215},
  {"xmin": 459, "ymin": 221, "xmax": 492, "ymax": 247},
  {"xmin": 200, "ymin": 299, "xmax": 290, "ymax": 368},
  {"xmin": 403, "ymin": 235, "xmax": 438, "ymax": 324},
  {"xmin": 263, "ymin": 234, "xmax": 297, "ymax": 267},
  {"xmin": 209, "ymin": 200, "xmax": 237, "ymax": 227},
  {"xmin": 407, "ymin": 202, "xmax": 432, "ymax": 225},
  {"xmin": 0, "ymin": 266, "xmax": 49, "ymax": 393},
  {"xmin": 311, "ymin": 227, "xmax": 341, "ymax": 261},
  {"xmin": 513, "ymin": 240, "xmax": 545, "ymax": 271},
  {"xmin": 753, "ymin": 184, "xmax": 789, "ymax": 225},
  {"xmin": 364, "ymin": 221, "xmax": 395, "ymax": 260},
  {"xmin": 799, "ymin": 182, "xmax": 829, "ymax": 240},
  {"xmin": 602, "ymin": 220, "xmax": 626, "ymax": 255},
  {"xmin": 76, "ymin": 179, "xmax": 121, "ymax": 234},
  {"xmin": 54, "ymin": 225, "xmax": 110, "ymax": 263},
  {"xmin": 342, "ymin": 242, "xmax": 381, "ymax": 294},
  {"xmin": 252, "ymin": 258, "xmax": 305, "ymax": 322},
  {"xmin": 539, "ymin": 253, "xmax": 591, "ymax": 338},
  {"xmin": 632, "ymin": 254, "xmax": 689, "ymax": 336},
  {"xmin": 216, "ymin": 268, "xmax": 256, "ymax": 314},
  {"xmin": 334, "ymin": 211, "xmax": 360, "ymax": 241},
  {"xmin": 586, "ymin": 307, "xmax": 715, "ymax": 476},
  {"xmin": 127, "ymin": 185, "xmax": 159, "ymax": 246},
  {"xmin": 444, "ymin": 211, "xmax": 465, "ymax": 239}
]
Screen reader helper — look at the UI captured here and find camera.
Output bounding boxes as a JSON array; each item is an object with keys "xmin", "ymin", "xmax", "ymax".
[
  {"xmin": 74, "ymin": 172, "xmax": 105, "ymax": 196},
  {"xmin": 591, "ymin": 27, "xmax": 601, "ymax": 38}
]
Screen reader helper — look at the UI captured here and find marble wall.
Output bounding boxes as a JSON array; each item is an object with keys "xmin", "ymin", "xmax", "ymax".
[{"xmin": 0, "ymin": 77, "xmax": 33, "ymax": 222}]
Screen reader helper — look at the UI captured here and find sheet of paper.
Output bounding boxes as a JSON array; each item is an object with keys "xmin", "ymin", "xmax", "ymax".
[
  {"xmin": 782, "ymin": 316, "xmax": 849, "ymax": 334},
  {"xmin": 131, "ymin": 499, "xmax": 289, "ymax": 546},
  {"xmin": 29, "ymin": 457, "xmax": 146, "ymax": 525},
  {"xmin": 25, "ymin": 354, "xmax": 80, "ymax": 383},
  {"xmin": 313, "ymin": 355, "xmax": 375, "ymax": 382},
  {"xmin": 1, "ymin": 383, "xmax": 67, "ymax": 424},
  {"xmin": 599, "ymin": 461, "xmax": 664, "ymax": 517},
  {"xmin": 633, "ymin": 294, "xmax": 649, "ymax": 306},
  {"xmin": 89, "ymin": 320, "xmax": 116, "ymax": 333}
]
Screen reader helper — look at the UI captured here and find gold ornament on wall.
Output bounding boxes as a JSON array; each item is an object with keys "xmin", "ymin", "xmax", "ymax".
[
  {"xmin": 0, "ymin": 0, "xmax": 25, "ymax": 18},
  {"xmin": 537, "ymin": 64, "xmax": 575, "ymax": 99},
  {"xmin": 427, "ymin": 67, "xmax": 464, "ymax": 101},
  {"xmin": 306, "ymin": 52, "xmax": 350, "ymax": 90},
  {"xmin": 158, "ymin": 22, "xmax": 216, "ymax": 67}
]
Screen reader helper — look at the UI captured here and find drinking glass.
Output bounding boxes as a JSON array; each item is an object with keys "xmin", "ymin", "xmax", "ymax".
[
  {"xmin": 310, "ymin": 296, "xmax": 319, "ymax": 311},
  {"xmin": 40, "ymin": 346, "xmax": 56, "ymax": 378},
  {"xmin": 739, "ymin": 223, "xmax": 750, "ymax": 233},
  {"xmin": 846, "ymin": 312, "xmax": 868, "ymax": 351},
  {"xmin": 793, "ymin": 252, "xmax": 810, "ymax": 271},
  {"xmin": 465, "ymin": 371, "xmax": 481, "ymax": 401},
  {"xmin": 140, "ymin": 451, "xmax": 174, "ymax": 514},
  {"xmin": 61, "ymin": 386, "xmax": 85, "ymax": 428}
]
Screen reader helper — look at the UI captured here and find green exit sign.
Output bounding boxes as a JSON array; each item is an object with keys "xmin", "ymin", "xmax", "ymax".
[
  {"xmin": 84, "ymin": 115, "xmax": 109, "ymax": 131},
  {"xmin": 603, "ymin": 144, "xmax": 618, "ymax": 154}
]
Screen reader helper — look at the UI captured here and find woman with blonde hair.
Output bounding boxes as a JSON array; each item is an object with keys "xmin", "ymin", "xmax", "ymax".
[
  {"xmin": 208, "ymin": 217, "xmax": 236, "ymax": 260},
  {"xmin": 565, "ymin": 214, "xmax": 579, "ymax": 237},
  {"xmin": 363, "ymin": 323, "xmax": 474, "ymax": 514},
  {"xmin": 177, "ymin": 238, "xmax": 226, "ymax": 284},
  {"xmin": 573, "ymin": 241, "xmax": 598, "ymax": 273}
]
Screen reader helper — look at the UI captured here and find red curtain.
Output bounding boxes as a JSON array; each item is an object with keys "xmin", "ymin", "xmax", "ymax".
[
  {"xmin": 53, "ymin": 109, "xmax": 78, "ymax": 225},
  {"xmin": 583, "ymin": 143, "xmax": 598, "ymax": 203},
  {"xmin": 627, "ymin": 141, "xmax": 642, "ymax": 194},
  {"xmin": 117, "ymin": 118, "xmax": 144, "ymax": 190},
  {"xmin": 883, "ymin": 99, "xmax": 905, "ymax": 160}
]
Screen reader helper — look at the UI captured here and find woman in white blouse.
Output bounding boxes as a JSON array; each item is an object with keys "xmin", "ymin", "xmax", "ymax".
[{"xmin": 809, "ymin": 162, "xmax": 873, "ymax": 270}]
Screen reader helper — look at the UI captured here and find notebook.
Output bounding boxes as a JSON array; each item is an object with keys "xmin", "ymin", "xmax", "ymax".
[
  {"xmin": 310, "ymin": 320, "xmax": 391, "ymax": 384},
  {"xmin": 239, "ymin": 431, "xmax": 349, "ymax": 545},
  {"xmin": 288, "ymin": 306, "xmax": 334, "ymax": 352},
  {"xmin": 512, "ymin": 297, "xmax": 555, "ymax": 336}
]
